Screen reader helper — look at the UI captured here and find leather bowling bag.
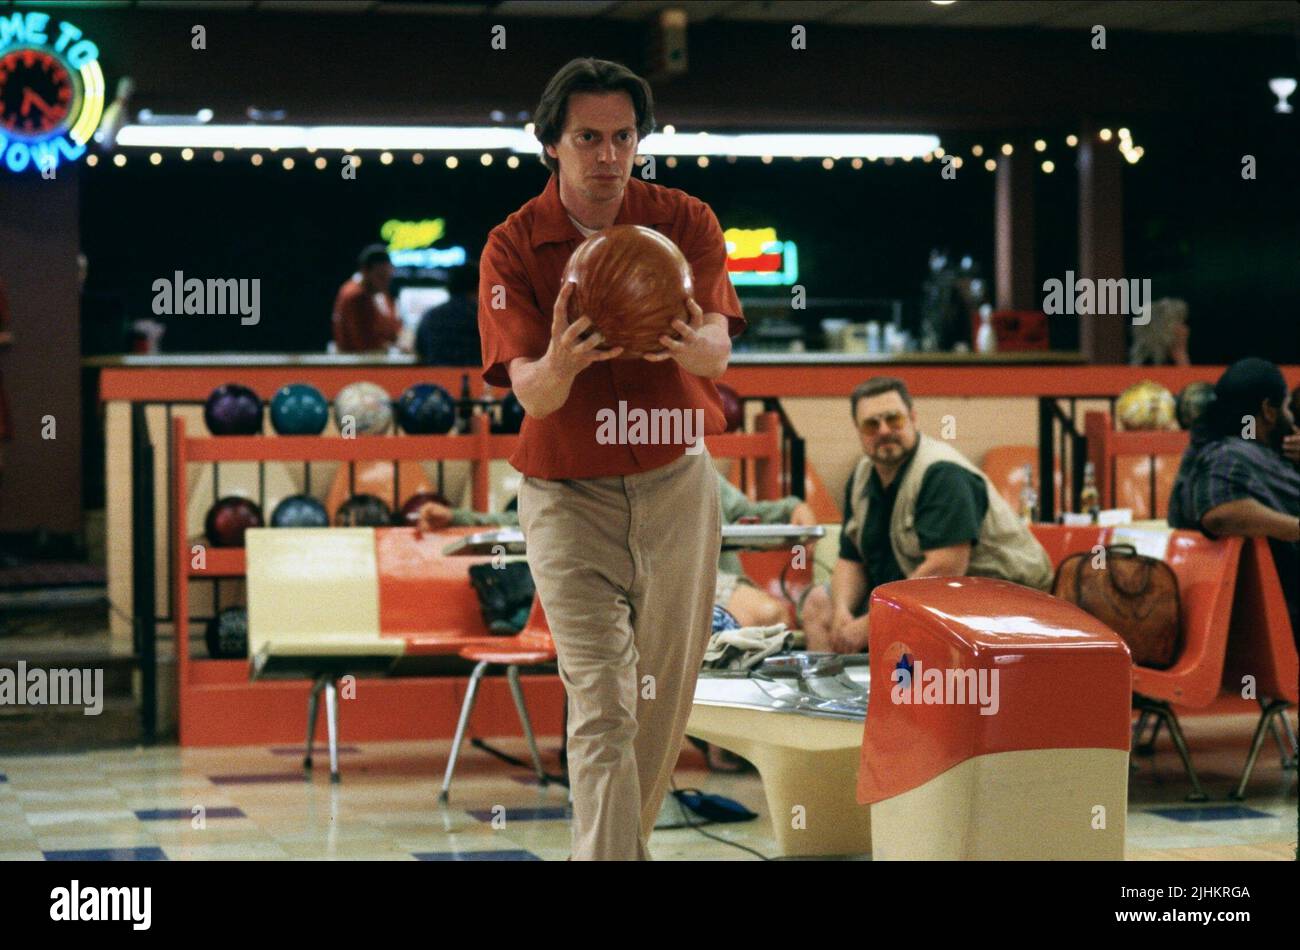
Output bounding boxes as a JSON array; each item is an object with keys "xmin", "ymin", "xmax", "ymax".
[{"xmin": 1051, "ymin": 544, "xmax": 1182, "ymax": 669}]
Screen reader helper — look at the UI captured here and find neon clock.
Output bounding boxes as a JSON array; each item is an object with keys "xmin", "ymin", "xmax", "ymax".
[{"xmin": 0, "ymin": 11, "xmax": 105, "ymax": 174}]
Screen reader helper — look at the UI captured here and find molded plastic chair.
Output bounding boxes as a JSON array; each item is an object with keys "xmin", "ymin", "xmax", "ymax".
[
  {"xmin": 440, "ymin": 598, "xmax": 557, "ymax": 802},
  {"xmin": 1030, "ymin": 524, "xmax": 1243, "ymax": 800},
  {"xmin": 983, "ymin": 445, "xmax": 1063, "ymax": 512},
  {"xmin": 1223, "ymin": 537, "xmax": 1299, "ymax": 799},
  {"xmin": 246, "ymin": 527, "xmax": 402, "ymax": 782},
  {"xmin": 1129, "ymin": 533, "xmax": 1243, "ymax": 801}
]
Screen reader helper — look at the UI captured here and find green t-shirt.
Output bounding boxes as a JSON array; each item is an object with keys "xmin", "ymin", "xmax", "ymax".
[{"xmin": 839, "ymin": 456, "xmax": 988, "ymax": 607}]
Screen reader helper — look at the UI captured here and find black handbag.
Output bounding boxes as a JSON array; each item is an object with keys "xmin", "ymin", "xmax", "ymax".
[{"xmin": 467, "ymin": 561, "xmax": 536, "ymax": 635}]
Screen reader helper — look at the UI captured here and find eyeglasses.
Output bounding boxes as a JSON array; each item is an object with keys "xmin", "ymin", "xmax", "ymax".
[{"xmin": 858, "ymin": 412, "xmax": 908, "ymax": 435}]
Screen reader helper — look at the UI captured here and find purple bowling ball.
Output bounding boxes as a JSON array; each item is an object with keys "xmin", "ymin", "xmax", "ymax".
[{"xmin": 204, "ymin": 384, "xmax": 263, "ymax": 436}]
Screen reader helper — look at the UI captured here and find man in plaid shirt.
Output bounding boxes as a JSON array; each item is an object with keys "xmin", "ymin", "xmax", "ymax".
[{"xmin": 1168, "ymin": 358, "xmax": 1300, "ymax": 642}]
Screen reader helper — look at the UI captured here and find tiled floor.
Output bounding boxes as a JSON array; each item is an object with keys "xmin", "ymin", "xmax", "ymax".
[{"xmin": 0, "ymin": 711, "xmax": 1294, "ymax": 861}]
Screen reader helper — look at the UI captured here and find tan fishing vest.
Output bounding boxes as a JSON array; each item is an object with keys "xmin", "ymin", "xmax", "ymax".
[{"xmin": 842, "ymin": 434, "xmax": 1053, "ymax": 590}]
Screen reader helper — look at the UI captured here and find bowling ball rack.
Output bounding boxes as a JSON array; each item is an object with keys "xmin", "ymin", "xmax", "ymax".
[{"xmin": 163, "ymin": 406, "xmax": 800, "ymax": 746}]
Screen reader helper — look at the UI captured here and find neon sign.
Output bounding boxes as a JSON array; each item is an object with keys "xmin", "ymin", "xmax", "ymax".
[
  {"xmin": 0, "ymin": 11, "xmax": 105, "ymax": 174},
  {"xmin": 724, "ymin": 227, "xmax": 799, "ymax": 286},
  {"xmin": 380, "ymin": 218, "xmax": 467, "ymax": 268}
]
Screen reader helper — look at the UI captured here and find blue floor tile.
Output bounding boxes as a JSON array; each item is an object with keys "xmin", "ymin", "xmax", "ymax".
[
  {"xmin": 414, "ymin": 849, "xmax": 541, "ymax": 861},
  {"xmin": 1148, "ymin": 805, "xmax": 1273, "ymax": 822},
  {"xmin": 44, "ymin": 847, "xmax": 168, "ymax": 861},
  {"xmin": 0, "ymin": 774, "xmax": 6, "ymax": 783},
  {"xmin": 135, "ymin": 807, "xmax": 246, "ymax": 821},
  {"xmin": 467, "ymin": 806, "xmax": 569, "ymax": 823}
]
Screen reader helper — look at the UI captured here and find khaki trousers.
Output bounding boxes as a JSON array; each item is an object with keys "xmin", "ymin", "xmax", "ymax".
[{"xmin": 518, "ymin": 449, "xmax": 720, "ymax": 860}]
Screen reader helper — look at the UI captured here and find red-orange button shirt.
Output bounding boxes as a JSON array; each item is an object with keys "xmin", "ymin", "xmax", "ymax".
[
  {"xmin": 480, "ymin": 174, "xmax": 745, "ymax": 479},
  {"xmin": 332, "ymin": 278, "xmax": 401, "ymax": 353}
]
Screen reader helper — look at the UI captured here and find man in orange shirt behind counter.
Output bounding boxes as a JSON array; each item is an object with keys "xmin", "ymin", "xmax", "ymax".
[{"xmin": 332, "ymin": 244, "xmax": 402, "ymax": 353}]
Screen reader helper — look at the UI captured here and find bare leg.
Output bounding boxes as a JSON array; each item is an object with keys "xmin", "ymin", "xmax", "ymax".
[{"xmin": 726, "ymin": 585, "xmax": 789, "ymax": 628}]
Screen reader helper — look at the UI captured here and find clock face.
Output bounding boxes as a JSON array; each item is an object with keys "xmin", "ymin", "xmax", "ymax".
[{"xmin": 0, "ymin": 48, "xmax": 76, "ymax": 141}]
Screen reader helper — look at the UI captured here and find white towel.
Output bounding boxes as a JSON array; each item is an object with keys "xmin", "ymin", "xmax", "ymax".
[{"xmin": 702, "ymin": 623, "xmax": 793, "ymax": 671}]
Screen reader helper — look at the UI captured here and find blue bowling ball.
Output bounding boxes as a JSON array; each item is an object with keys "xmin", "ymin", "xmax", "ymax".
[
  {"xmin": 493, "ymin": 392, "xmax": 525, "ymax": 434},
  {"xmin": 396, "ymin": 383, "xmax": 456, "ymax": 435},
  {"xmin": 270, "ymin": 383, "xmax": 329, "ymax": 435},
  {"xmin": 270, "ymin": 494, "xmax": 330, "ymax": 528}
]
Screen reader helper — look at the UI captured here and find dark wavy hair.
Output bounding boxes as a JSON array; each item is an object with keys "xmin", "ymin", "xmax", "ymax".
[
  {"xmin": 850, "ymin": 377, "xmax": 914, "ymax": 419},
  {"xmin": 533, "ymin": 58, "xmax": 655, "ymax": 173}
]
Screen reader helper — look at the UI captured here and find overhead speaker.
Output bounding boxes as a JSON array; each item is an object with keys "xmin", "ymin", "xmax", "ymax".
[{"xmin": 646, "ymin": 7, "xmax": 688, "ymax": 81}]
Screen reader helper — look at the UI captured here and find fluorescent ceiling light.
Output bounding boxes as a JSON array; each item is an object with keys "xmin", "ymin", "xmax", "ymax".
[
  {"xmin": 640, "ymin": 132, "xmax": 939, "ymax": 158},
  {"xmin": 115, "ymin": 124, "xmax": 939, "ymax": 158},
  {"xmin": 115, "ymin": 125, "xmax": 539, "ymax": 151}
]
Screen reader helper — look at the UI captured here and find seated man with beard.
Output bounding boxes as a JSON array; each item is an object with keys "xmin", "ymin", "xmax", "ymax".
[{"xmin": 801, "ymin": 376, "xmax": 1053, "ymax": 655}]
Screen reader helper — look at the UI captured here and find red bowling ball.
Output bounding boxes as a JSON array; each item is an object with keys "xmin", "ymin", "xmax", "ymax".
[
  {"xmin": 204, "ymin": 496, "xmax": 264, "ymax": 548},
  {"xmin": 716, "ymin": 383, "xmax": 744, "ymax": 432},
  {"xmin": 561, "ymin": 225, "xmax": 694, "ymax": 358}
]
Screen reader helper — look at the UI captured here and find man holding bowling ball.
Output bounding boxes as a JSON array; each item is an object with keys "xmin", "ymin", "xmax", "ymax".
[{"xmin": 433, "ymin": 58, "xmax": 743, "ymax": 860}]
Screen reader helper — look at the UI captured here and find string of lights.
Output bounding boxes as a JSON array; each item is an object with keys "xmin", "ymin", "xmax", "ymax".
[{"xmin": 85, "ymin": 127, "xmax": 1145, "ymax": 173}]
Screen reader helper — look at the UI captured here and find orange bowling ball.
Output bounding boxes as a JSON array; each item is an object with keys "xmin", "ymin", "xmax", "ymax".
[{"xmin": 561, "ymin": 225, "xmax": 693, "ymax": 358}]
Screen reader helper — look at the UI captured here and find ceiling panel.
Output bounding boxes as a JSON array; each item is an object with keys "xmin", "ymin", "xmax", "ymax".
[
  {"xmin": 495, "ymin": 0, "xmax": 621, "ymax": 16},
  {"xmin": 1136, "ymin": 0, "xmax": 1299, "ymax": 32},
  {"xmin": 375, "ymin": 1, "xmax": 490, "ymax": 14},
  {"xmin": 937, "ymin": 0, "xmax": 1100, "ymax": 29},
  {"xmin": 723, "ymin": 1, "xmax": 861, "ymax": 22},
  {"xmin": 256, "ymin": 0, "xmax": 378, "ymax": 12},
  {"xmin": 1033, "ymin": 0, "xmax": 1247, "ymax": 30},
  {"xmin": 11, "ymin": 0, "xmax": 134, "ymax": 8},
  {"xmin": 606, "ymin": 0, "xmax": 740, "ymax": 23},
  {"xmin": 824, "ymin": 0, "xmax": 967, "ymax": 27},
  {"xmin": 138, "ymin": 1, "xmax": 258, "ymax": 9}
]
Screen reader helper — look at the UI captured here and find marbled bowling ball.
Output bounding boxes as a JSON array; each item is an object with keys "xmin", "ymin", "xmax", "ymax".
[
  {"xmin": 396, "ymin": 383, "xmax": 456, "ymax": 435},
  {"xmin": 397, "ymin": 491, "xmax": 451, "ymax": 527},
  {"xmin": 204, "ymin": 383, "xmax": 263, "ymax": 436},
  {"xmin": 206, "ymin": 607, "xmax": 248, "ymax": 659},
  {"xmin": 334, "ymin": 493, "xmax": 393, "ymax": 527},
  {"xmin": 205, "ymin": 496, "xmax": 264, "ymax": 547},
  {"xmin": 270, "ymin": 494, "xmax": 330, "ymax": 528},
  {"xmin": 1117, "ymin": 381, "xmax": 1177, "ymax": 431},
  {"xmin": 561, "ymin": 225, "xmax": 693, "ymax": 359},
  {"xmin": 1176, "ymin": 381, "xmax": 1215, "ymax": 430},
  {"xmin": 270, "ymin": 382, "xmax": 329, "ymax": 435},
  {"xmin": 334, "ymin": 381, "xmax": 393, "ymax": 435}
]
